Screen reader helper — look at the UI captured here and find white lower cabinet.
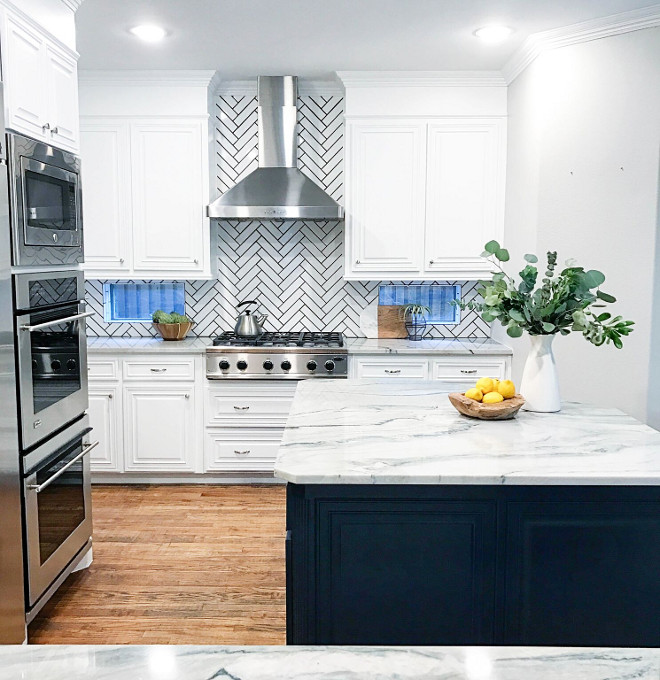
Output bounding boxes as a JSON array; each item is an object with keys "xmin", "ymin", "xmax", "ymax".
[
  {"xmin": 353, "ymin": 358, "xmax": 429, "ymax": 380},
  {"xmin": 87, "ymin": 384, "xmax": 122, "ymax": 472},
  {"xmin": 205, "ymin": 429, "xmax": 285, "ymax": 472}
]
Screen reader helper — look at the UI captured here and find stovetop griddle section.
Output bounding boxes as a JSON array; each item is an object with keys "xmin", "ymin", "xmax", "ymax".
[{"xmin": 206, "ymin": 331, "xmax": 347, "ymax": 379}]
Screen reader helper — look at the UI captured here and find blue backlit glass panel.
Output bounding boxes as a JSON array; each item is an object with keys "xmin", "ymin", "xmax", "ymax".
[
  {"xmin": 103, "ymin": 282, "xmax": 185, "ymax": 323},
  {"xmin": 378, "ymin": 284, "xmax": 461, "ymax": 324}
]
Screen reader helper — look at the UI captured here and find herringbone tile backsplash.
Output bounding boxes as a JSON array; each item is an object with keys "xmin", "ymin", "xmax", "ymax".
[{"xmin": 86, "ymin": 93, "xmax": 489, "ymax": 339}]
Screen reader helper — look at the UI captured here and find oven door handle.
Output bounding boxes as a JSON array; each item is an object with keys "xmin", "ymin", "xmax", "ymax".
[
  {"xmin": 27, "ymin": 441, "xmax": 98, "ymax": 494},
  {"xmin": 20, "ymin": 311, "xmax": 94, "ymax": 332}
]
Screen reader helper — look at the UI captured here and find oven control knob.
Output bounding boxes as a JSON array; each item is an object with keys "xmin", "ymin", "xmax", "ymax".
[
  {"xmin": 306, "ymin": 360, "xmax": 317, "ymax": 371},
  {"xmin": 324, "ymin": 360, "xmax": 335, "ymax": 372},
  {"xmin": 51, "ymin": 360, "xmax": 62, "ymax": 371},
  {"xmin": 263, "ymin": 360, "xmax": 274, "ymax": 371},
  {"xmin": 236, "ymin": 360, "xmax": 248, "ymax": 371},
  {"xmin": 219, "ymin": 360, "xmax": 230, "ymax": 371},
  {"xmin": 66, "ymin": 359, "xmax": 77, "ymax": 371},
  {"xmin": 32, "ymin": 359, "xmax": 38, "ymax": 370},
  {"xmin": 281, "ymin": 360, "xmax": 292, "ymax": 371}
]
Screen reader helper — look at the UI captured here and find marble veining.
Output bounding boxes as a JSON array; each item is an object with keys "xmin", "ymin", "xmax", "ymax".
[
  {"xmin": 86, "ymin": 337, "xmax": 211, "ymax": 354},
  {"xmin": 346, "ymin": 336, "xmax": 512, "ymax": 355},
  {"xmin": 1, "ymin": 645, "xmax": 659, "ymax": 680},
  {"xmin": 275, "ymin": 380, "xmax": 660, "ymax": 485}
]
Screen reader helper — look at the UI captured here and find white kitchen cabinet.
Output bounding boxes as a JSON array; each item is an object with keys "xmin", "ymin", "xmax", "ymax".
[
  {"xmin": 123, "ymin": 385, "xmax": 198, "ymax": 473},
  {"xmin": 344, "ymin": 118, "xmax": 505, "ymax": 281},
  {"xmin": 81, "ymin": 117, "xmax": 211, "ymax": 279},
  {"xmin": 345, "ymin": 120, "xmax": 426, "ymax": 276},
  {"xmin": 0, "ymin": 7, "xmax": 79, "ymax": 152},
  {"xmin": 352, "ymin": 358, "xmax": 430, "ymax": 380},
  {"xmin": 87, "ymin": 385, "xmax": 123, "ymax": 473},
  {"xmin": 204, "ymin": 428, "xmax": 285, "ymax": 473}
]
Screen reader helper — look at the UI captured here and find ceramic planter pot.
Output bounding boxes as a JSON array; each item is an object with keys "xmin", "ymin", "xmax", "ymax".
[{"xmin": 520, "ymin": 334, "xmax": 560, "ymax": 412}]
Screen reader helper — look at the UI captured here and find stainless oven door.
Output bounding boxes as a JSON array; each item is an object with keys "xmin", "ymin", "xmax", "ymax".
[
  {"xmin": 23, "ymin": 416, "xmax": 96, "ymax": 607},
  {"xmin": 16, "ymin": 301, "xmax": 91, "ymax": 450}
]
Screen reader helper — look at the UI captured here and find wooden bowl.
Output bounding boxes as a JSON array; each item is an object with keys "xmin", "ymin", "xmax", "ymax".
[
  {"xmin": 153, "ymin": 322, "xmax": 194, "ymax": 341},
  {"xmin": 448, "ymin": 392, "xmax": 526, "ymax": 420}
]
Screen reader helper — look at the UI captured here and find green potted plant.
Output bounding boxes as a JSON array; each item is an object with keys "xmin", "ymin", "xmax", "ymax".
[
  {"xmin": 457, "ymin": 241, "xmax": 634, "ymax": 412},
  {"xmin": 399, "ymin": 304, "xmax": 431, "ymax": 341},
  {"xmin": 152, "ymin": 310, "xmax": 195, "ymax": 341}
]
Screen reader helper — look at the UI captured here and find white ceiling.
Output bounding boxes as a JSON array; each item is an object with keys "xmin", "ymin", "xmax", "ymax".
[{"xmin": 75, "ymin": 0, "xmax": 659, "ymax": 77}]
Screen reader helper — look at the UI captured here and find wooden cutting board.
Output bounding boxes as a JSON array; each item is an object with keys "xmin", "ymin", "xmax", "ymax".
[{"xmin": 377, "ymin": 305, "xmax": 407, "ymax": 338}]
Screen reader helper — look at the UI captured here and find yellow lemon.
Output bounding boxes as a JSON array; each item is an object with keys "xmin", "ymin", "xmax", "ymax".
[
  {"xmin": 492, "ymin": 378, "xmax": 500, "ymax": 391},
  {"xmin": 475, "ymin": 377, "xmax": 496, "ymax": 394},
  {"xmin": 498, "ymin": 380, "xmax": 516, "ymax": 399},
  {"xmin": 465, "ymin": 388, "xmax": 483, "ymax": 402},
  {"xmin": 482, "ymin": 391, "xmax": 504, "ymax": 404}
]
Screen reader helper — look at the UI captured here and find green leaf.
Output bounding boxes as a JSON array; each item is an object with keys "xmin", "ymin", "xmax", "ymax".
[
  {"xmin": 524, "ymin": 254, "xmax": 538, "ymax": 263},
  {"xmin": 506, "ymin": 324, "xmax": 524, "ymax": 338},
  {"xmin": 509, "ymin": 309, "xmax": 525, "ymax": 323},
  {"xmin": 596, "ymin": 312, "xmax": 611, "ymax": 322},
  {"xmin": 542, "ymin": 322, "xmax": 556, "ymax": 333},
  {"xmin": 583, "ymin": 270, "xmax": 606, "ymax": 288},
  {"xmin": 496, "ymin": 248, "xmax": 510, "ymax": 262},
  {"xmin": 481, "ymin": 250, "xmax": 492, "ymax": 258},
  {"xmin": 484, "ymin": 240, "xmax": 500, "ymax": 254},
  {"xmin": 613, "ymin": 335, "xmax": 623, "ymax": 349},
  {"xmin": 597, "ymin": 290, "xmax": 616, "ymax": 303}
]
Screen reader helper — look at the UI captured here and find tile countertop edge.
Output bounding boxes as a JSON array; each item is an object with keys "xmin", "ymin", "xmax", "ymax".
[{"xmin": 1, "ymin": 644, "xmax": 659, "ymax": 679}]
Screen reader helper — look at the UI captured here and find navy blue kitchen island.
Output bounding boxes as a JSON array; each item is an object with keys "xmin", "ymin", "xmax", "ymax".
[{"xmin": 275, "ymin": 380, "xmax": 660, "ymax": 647}]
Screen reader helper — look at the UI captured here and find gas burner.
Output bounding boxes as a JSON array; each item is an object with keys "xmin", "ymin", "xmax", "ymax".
[{"xmin": 212, "ymin": 331, "xmax": 344, "ymax": 349}]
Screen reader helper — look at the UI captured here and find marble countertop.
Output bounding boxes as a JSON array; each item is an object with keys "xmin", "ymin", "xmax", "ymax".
[
  {"xmin": 2, "ymin": 645, "xmax": 659, "ymax": 680},
  {"xmin": 87, "ymin": 336, "xmax": 211, "ymax": 354},
  {"xmin": 275, "ymin": 380, "xmax": 660, "ymax": 485},
  {"xmin": 346, "ymin": 336, "xmax": 512, "ymax": 355}
]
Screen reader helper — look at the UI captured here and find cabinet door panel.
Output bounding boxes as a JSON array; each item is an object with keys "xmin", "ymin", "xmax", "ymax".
[
  {"xmin": 124, "ymin": 386, "xmax": 197, "ymax": 472},
  {"xmin": 131, "ymin": 121, "xmax": 206, "ymax": 273},
  {"xmin": 45, "ymin": 45, "xmax": 79, "ymax": 151},
  {"xmin": 346, "ymin": 121, "xmax": 425, "ymax": 276},
  {"xmin": 504, "ymin": 501, "xmax": 660, "ymax": 646},
  {"xmin": 88, "ymin": 386, "xmax": 122, "ymax": 472},
  {"xmin": 425, "ymin": 120, "xmax": 505, "ymax": 279},
  {"xmin": 80, "ymin": 120, "xmax": 131, "ymax": 272},
  {"xmin": 3, "ymin": 14, "xmax": 47, "ymax": 139}
]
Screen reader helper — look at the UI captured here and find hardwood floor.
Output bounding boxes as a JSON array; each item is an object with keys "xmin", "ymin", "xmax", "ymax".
[{"xmin": 28, "ymin": 484, "xmax": 287, "ymax": 645}]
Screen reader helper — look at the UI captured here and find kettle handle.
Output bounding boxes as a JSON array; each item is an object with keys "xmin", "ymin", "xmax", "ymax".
[{"xmin": 237, "ymin": 300, "xmax": 258, "ymax": 308}]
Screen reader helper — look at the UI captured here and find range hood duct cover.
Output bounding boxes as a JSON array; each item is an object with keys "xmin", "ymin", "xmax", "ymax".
[{"xmin": 207, "ymin": 76, "xmax": 344, "ymax": 221}]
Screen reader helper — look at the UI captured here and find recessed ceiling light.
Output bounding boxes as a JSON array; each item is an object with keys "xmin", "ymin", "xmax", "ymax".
[
  {"xmin": 473, "ymin": 25, "xmax": 514, "ymax": 44},
  {"xmin": 129, "ymin": 24, "xmax": 168, "ymax": 43}
]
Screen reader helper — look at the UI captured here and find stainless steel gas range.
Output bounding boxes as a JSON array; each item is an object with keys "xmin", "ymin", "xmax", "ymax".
[{"xmin": 206, "ymin": 332, "xmax": 348, "ymax": 380}]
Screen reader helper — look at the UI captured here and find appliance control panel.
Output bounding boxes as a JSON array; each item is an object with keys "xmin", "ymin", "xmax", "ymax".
[{"xmin": 206, "ymin": 351, "xmax": 348, "ymax": 379}]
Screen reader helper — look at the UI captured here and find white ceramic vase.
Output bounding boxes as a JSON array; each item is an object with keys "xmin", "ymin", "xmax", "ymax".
[{"xmin": 520, "ymin": 334, "xmax": 561, "ymax": 412}]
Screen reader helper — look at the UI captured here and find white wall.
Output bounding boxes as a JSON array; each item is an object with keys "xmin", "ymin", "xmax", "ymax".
[{"xmin": 499, "ymin": 27, "xmax": 660, "ymax": 424}]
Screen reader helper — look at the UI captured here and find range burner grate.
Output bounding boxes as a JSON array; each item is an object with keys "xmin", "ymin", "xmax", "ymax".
[{"xmin": 213, "ymin": 331, "xmax": 344, "ymax": 348}]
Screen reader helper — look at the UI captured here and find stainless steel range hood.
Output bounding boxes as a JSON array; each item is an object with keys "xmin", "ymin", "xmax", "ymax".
[{"xmin": 207, "ymin": 76, "xmax": 344, "ymax": 221}]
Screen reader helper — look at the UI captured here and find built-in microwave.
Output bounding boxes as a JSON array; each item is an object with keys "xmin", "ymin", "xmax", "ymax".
[{"xmin": 7, "ymin": 132, "xmax": 83, "ymax": 267}]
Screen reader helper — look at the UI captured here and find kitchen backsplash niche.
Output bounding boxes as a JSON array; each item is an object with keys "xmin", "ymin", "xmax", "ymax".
[{"xmin": 85, "ymin": 92, "xmax": 488, "ymax": 339}]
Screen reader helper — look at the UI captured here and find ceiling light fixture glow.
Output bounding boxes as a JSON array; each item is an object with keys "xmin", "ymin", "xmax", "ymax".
[
  {"xmin": 129, "ymin": 24, "xmax": 168, "ymax": 43},
  {"xmin": 473, "ymin": 25, "xmax": 514, "ymax": 44}
]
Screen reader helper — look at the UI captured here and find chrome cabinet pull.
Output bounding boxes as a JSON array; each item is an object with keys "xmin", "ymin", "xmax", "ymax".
[
  {"xmin": 234, "ymin": 450, "xmax": 250, "ymax": 455},
  {"xmin": 119, "ymin": 258, "xmax": 125, "ymax": 264},
  {"xmin": 460, "ymin": 369, "xmax": 477, "ymax": 374},
  {"xmin": 429, "ymin": 259, "xmax": 434, "ymax": 265},
  {"xmin": 385, "ymin": 369, "xmax": 401, "ymax": 374},
  {"xmin": 42, "ymin": 123, "xmax": 51, "ymax": 131},
  {"xmin": 185, "ymin": 393, "xmax": 190, "ymax": 399},
  {"xmin": 194, "ymin": 258, "xmax": 199, "ymax": 264},
  {"xmin": 355, "ymin": 259, "xmax": 360, "ymax": 264},
  {"xmin": 150, "ymin": 368, "xmax": 167, "ymax": 373},
  {"xmin": 233, "ymin": 405, "xmax": 250, "ymax": 411},
  {"xmin": 51, "ymin": 126, "xmax": 59, "ymax": 135},
  {"xmin": 27, "ymin": 441, "xmax": 99, "ymax": 494},
  {"xmin": 21, "ymin": 311, "xmax": 94, "ymax": 332}
]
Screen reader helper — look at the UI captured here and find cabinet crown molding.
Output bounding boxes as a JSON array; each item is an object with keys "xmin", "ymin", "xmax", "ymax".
[
  {"xmin": 59, "ymin": 0, "xmax": 83, "ymax": 10},
  {"xmin": 78, "ymin": 70, "xmax": 217, "ymax": 87},
  {"xmin": 214, "ymin": 78, "xmax": 344, "ymax": 97},
  {"xmin": 337, "ymin": 71, "xmax": 507, "ymax": 88},
  {"xmin": 503, "ymin": 4, "xmax": 660, "ymax": 84}
]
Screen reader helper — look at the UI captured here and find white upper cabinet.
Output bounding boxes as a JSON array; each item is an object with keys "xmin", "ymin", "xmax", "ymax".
[
  {"xmin": 346, "ymin": 120, "xmax": 426, "ymax": 276},
  {"xmin": 1, "ymin": 7, "xmax": 79, "ymax": 152},
  {"xmin": 79, "ymin": 73, "xmax": 214, "ymax": 279},
  {"xmin": 340, "ymin": 72, "xmax": 507, "ymax": 281}
]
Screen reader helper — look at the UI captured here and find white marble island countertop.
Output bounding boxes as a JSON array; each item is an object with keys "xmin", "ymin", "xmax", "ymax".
[
  {"xmin": 87, "ymin": 336, "xmax": 211, "ymax": 354},
  {"xmin": 346, "ymin": 336, "xmax": 512, "ymax": 355},
  {"xmin": 2, "ymin": 645, "xmax": 659, "ymax": 680},
  {"xmin": 275, "ymin": 380, "xmax": 660, "ymax": 485}
]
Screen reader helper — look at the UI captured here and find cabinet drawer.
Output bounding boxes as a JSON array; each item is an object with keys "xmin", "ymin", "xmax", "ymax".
[
  {"xmin": 432, "ymin": 358, "xmax": 507, "ymax": 381},
  {"xmin": 206, "ymin": 382, "xmax": 297, "ymax": 426},
  {"xmin": 205, "ymin": 429, "xmax": 284, "ymax": 472},
  {"xmin": 88, "ymin": 359, "xmax": 119, "ymax": 380},
  {"xmin": 123, "ymin": 358, "xmax": 195, "ymax": 381},
  {"xmin": 354, "ymin": 358, "xmax": 429, "ymax": 379}
]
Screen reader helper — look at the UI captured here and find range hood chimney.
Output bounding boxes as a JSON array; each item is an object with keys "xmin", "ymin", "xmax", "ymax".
[{"xmin": 207, "ymin": 76, "xmax": 344, "ymax": 221}]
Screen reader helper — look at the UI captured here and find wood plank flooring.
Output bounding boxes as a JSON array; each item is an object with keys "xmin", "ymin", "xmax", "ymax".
[{"xmin": 28, "ymin": 484, "xmax": 287, "ymax": 644}]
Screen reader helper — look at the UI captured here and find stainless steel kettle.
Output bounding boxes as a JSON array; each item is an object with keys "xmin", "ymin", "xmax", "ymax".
[{"xmin": 234, "ymin": 300, "xmax": 268, "ymax": 337}]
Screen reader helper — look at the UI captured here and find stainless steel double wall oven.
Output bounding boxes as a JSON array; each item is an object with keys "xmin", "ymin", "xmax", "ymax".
[{"xmin": 7, "ymin": 131, "xmax": 94, "ymax": 621}]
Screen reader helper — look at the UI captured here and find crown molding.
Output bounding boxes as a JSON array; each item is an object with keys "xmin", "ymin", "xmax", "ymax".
[
  {"xmin": 215, "ymin": 78, "xmax": 344, "ymax": 97},
  {"xmin": 78, "ymin": 70, "xmax": 217, "ymax": 87},
  {"xmin": 503, "ymin": 4, "xmax": 660, "ymax": 84},
  {"xmin": 337, "ymin": 71, "xmax": 507, "ymax": 88},
  {"xmin": 60, "ymin": 0, "xmax": 84, "ymax": 10}
]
